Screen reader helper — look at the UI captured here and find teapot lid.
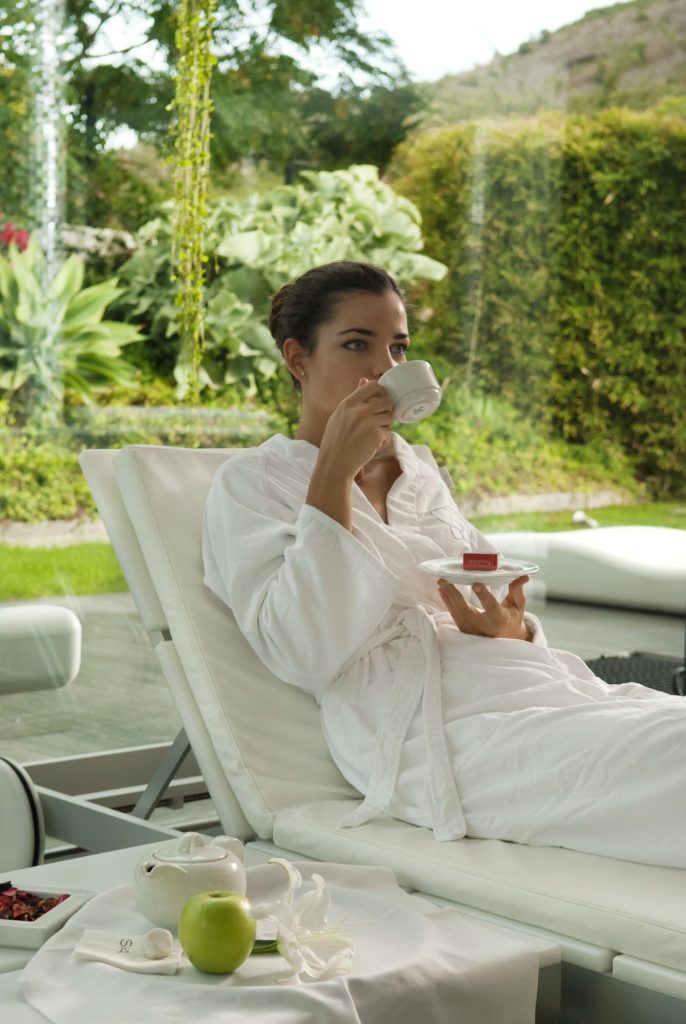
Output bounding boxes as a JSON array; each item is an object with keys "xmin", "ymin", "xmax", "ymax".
[
  {"xmin": 152, "ymin": 832, "xmax": 227, "ymax": 864},
  {"xmin": 153, "ymin": 846, "xmax": 227, "ymax": 864}
]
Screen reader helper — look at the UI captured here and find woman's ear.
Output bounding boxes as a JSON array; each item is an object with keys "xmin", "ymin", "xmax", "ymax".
[{"xmin": 282, "ymin": 338, "xmax": 307, "ymax": 381}]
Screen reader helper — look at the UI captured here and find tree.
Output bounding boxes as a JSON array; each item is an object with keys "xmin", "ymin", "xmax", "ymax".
[
  {"xmin": 300, "ymin": 81, "xmax": 424, "ymax": 173},
  {"xmin": 0, "ymin": 2, "xmax": 39, "ymax": 223},
  {"xmin": 0, "ymin": 0, "xmax": 418, "ymax": 228}
]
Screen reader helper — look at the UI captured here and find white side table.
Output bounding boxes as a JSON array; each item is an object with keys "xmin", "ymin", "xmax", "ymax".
[{"xmin": 0, "ymin": 841, "xmax": 560, "ymax": 1023}]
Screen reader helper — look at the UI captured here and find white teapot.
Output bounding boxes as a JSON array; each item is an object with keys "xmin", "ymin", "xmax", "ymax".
[{"xmin": 134, "ymin": 832, "xmax": 247, "ymax": 930}]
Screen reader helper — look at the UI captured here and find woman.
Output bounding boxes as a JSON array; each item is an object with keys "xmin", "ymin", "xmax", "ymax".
[{"xmin": 203, "ymin": 261, "xmax": 685, "ymax": 867}]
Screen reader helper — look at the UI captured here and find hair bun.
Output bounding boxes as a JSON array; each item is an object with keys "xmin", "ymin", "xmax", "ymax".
[{"xmin": 269, "ymin": 284, "xmax": 291, "ymax": 341}]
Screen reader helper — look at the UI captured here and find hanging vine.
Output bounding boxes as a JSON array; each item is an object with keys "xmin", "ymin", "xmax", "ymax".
[{"xmin": 169, "ymin": 0, "xmax": 216, "ymax": 401}]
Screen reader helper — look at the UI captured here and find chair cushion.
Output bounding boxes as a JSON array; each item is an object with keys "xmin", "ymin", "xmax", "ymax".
[
  {"xmin": 0, "ymin": 605, "xmax": 81, "ymax": 693},
  {"xmin": 113, "ymin": 446, "xmax": 357, "ymax": 838},
  {"xmin": 273, "ymin": 799, "xmax": 686, "ymax": 972}
]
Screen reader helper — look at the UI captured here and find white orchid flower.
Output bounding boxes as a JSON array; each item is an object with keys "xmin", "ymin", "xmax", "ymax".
[{"xmin": 252, "ymin": 859, "xmax": 355, "ymax": 983}]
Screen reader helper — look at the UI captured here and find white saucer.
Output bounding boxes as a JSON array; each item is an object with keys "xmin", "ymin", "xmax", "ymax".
[{"xmin": 419, "ymin": 557, "xmax": 540, "ymax": 586}]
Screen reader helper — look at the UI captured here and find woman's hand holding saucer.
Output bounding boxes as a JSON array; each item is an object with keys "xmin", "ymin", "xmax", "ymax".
[{"xmin": 438, "ymin": 576, "xmax": 532, "ymax": 641}]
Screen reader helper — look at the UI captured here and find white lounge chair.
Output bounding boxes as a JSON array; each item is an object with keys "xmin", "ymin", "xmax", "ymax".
[
  {"xmin": 487, "ymin": 526, "xmax": 686, "ymax": 616},
  {"xmin": 79, "ymin": 446, "xmax": 686, "ymax": 1024}
]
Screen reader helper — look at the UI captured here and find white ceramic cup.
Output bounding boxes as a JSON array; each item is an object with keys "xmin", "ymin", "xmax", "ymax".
[{"xmin": 378, "ymin": 360, "xmax": 442, "ymax": 423}]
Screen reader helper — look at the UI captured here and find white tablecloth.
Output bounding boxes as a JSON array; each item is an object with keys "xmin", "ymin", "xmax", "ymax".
[{"xmin": 18, "ymin": 863, "xmax": 538, "ymax": 1024}]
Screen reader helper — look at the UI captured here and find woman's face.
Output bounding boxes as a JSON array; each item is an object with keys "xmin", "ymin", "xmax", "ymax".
[{"xmin": 295, "ymin": 289, "xmax": 410, "ymax": 423}]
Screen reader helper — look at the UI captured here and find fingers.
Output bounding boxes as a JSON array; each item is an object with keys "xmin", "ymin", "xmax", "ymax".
[
  {"xmin": 353, "ymin": 379, "xmax": 385, "ymax": 400},
  {"xmin": 471, "ymin": 582, "xmax": 499, "ymax": 611},
  {"xmin": 346, "ymin": 382, "xmax": 393, "ymax": 417},
  {"xmin": 438, "ymin": 579, "xmax": 483, "ymax": 633},
  {"xmin": 439, "ymin": 576, "xmax": 530, "ymax": 640},
  {"xmin": 504, "ymin": 576, "xmax": 529, "ymax": 610},
  {"xmin": 366, "ymin": 396, "xmax": 394, "ymax": 416}
]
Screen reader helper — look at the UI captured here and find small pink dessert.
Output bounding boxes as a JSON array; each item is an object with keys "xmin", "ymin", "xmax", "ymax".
[{"xmin": 462, "ymin": 552, "xmax": 500, "ymax": 571}]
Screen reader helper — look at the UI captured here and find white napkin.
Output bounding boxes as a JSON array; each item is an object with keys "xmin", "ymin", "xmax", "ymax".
[{"xmin": 73, "ymin": 928, "xmax": 181, "ymax": 975}]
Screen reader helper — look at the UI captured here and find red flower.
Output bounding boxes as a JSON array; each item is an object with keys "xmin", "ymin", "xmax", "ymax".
[{"xmin": 0, "ymin": 222, "xmax": 31, "ymax": 250}]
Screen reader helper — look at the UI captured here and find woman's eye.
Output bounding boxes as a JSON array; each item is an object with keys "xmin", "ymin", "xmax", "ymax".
[
  {"xmin": 343, "ymin": 339, "xmax": 367, "ymax": 351},
  {"xmin": 392, "ymin": 343, "xmax": 409, "ymax": 355}
]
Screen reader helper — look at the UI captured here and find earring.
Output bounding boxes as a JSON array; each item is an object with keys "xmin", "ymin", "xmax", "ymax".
[{"xmin": 299, "ymin": 369, "xmax": 305, "ymax": 377}]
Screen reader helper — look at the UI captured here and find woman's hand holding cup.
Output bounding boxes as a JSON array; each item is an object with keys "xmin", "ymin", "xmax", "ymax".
[{"xmin": 319, "ymin": 378, "xmax": 394, "ymax": 480}]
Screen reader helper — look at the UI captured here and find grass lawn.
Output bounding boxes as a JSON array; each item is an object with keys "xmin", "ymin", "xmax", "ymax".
[
  {"xmin": 0, "ymin": 502, "xmax": 684, "ymax": 601},
  {"xmin": 472, "ymin": 502, "xmax": 686, "ymax": 534},
  {"xmin": 0, "ymin": 543, "xmax": 127, "ymax": 601}
]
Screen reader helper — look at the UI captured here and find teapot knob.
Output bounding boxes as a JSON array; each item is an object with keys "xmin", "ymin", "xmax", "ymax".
[
  {"xmin": 211, "ymin": 836, "xmax": 244, "ymax": 863},
  {"xmin": 176, "ymin": 832, "xmax": 206, "ymax": 854}
]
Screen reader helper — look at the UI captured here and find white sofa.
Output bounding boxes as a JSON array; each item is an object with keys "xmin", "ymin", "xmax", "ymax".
[{"xmin": 79, "ymin": 446, "xmax": 686, "ymax": 1024}]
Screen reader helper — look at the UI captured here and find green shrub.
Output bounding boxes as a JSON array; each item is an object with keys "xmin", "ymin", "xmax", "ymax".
[
  {"xmin": 0, "ymin": 404, "xmax": 285, "ymax": 522},
  {"xmin": 67, "ymin": 403, "xmax": 286, "ymax": 448},
  {"xmin": 398, "ymin": 385, "xmax": 640, "ymax": 504},
  {"xmin": 0, "ymin": 429, "xmax": 96, "ymax": 521},
  {"xmin": 552, "ymin": 109, "xmax": 686, "ymax": 498},
  {"xmin": 392, "ymin": 106, "xmax": 686, "ymax": 496}
]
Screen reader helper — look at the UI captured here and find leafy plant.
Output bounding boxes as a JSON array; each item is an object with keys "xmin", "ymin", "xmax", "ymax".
[
  {"xmin": 117, "ymin": 164, "xmax": 447, "ymax": 393},
  {"xmin": 0, "ymin": 240, "xmax": 142, "ymax": 423}
]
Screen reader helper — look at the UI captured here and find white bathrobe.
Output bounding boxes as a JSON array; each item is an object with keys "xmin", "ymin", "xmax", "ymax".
[{"xmin": 203, "ymin": 432, "xmax": 686, "ymax": 868}]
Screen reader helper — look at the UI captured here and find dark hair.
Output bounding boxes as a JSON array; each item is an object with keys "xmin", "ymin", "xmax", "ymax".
[{"xmin": 269, "ymin": 261, "xmax": 404, "ymax": 387}]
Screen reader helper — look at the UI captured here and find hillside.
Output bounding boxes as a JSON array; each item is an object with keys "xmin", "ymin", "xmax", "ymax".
[{"xmin": 424, "ymin": 0, "xmax": 686, "ymax": 125}]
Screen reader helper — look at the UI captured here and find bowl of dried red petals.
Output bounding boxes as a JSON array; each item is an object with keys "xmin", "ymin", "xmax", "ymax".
[{"xmin": 0, "ymin": 881, "xmax": 93, "ymax": 949}]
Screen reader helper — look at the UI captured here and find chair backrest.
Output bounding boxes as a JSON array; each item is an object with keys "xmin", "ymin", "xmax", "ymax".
[{"xmin": 79, "ymin": 446, "xmax": 357, "ymax": 840}]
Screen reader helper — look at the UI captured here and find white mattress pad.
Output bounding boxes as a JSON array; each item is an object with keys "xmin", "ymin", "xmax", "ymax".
[{"xmin": 273, "ymin": 800, "xmax": 686, "ymax": 972}]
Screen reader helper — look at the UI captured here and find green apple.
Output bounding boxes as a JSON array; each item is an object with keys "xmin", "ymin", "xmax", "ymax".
[{"xmin": 179, "ymin": 890, "xmax": 256, "ymax": 974}]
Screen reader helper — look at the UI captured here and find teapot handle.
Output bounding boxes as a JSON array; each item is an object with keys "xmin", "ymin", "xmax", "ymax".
[
  {"xmin": 176, "ymin": 832, "xmax": 206, "ymax": 854},
  {"xmin": 211, "ymin": 836, "xmax": 244, "ymax": 863}
]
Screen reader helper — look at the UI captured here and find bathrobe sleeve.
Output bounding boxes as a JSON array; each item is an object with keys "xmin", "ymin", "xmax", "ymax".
[{"xmin": 202, "ymin": 450, "xmax": 401, "ymax": 696}]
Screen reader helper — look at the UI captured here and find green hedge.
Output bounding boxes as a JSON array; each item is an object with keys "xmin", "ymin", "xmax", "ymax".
[
  {"xmin": 0, "ymin": 405, "xmax": 285, "ymax": 522},
  {"xmin": 392, "ymin": 106, "xmax": 686, "ymax": 496},
  {"xmin": 0, "ymin": 431, "xmax": 96, "ymax": 521}
]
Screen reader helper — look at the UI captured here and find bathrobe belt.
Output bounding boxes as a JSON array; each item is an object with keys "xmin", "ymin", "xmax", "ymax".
[{"xmin": 337, "ymin": 606, "xmax": 467, "ymax": 841}]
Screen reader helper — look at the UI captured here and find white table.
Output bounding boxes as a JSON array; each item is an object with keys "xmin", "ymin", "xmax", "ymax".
[{"xmin": 0, "ymin": 841, "xmax": 560, "ymax": 1023}]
